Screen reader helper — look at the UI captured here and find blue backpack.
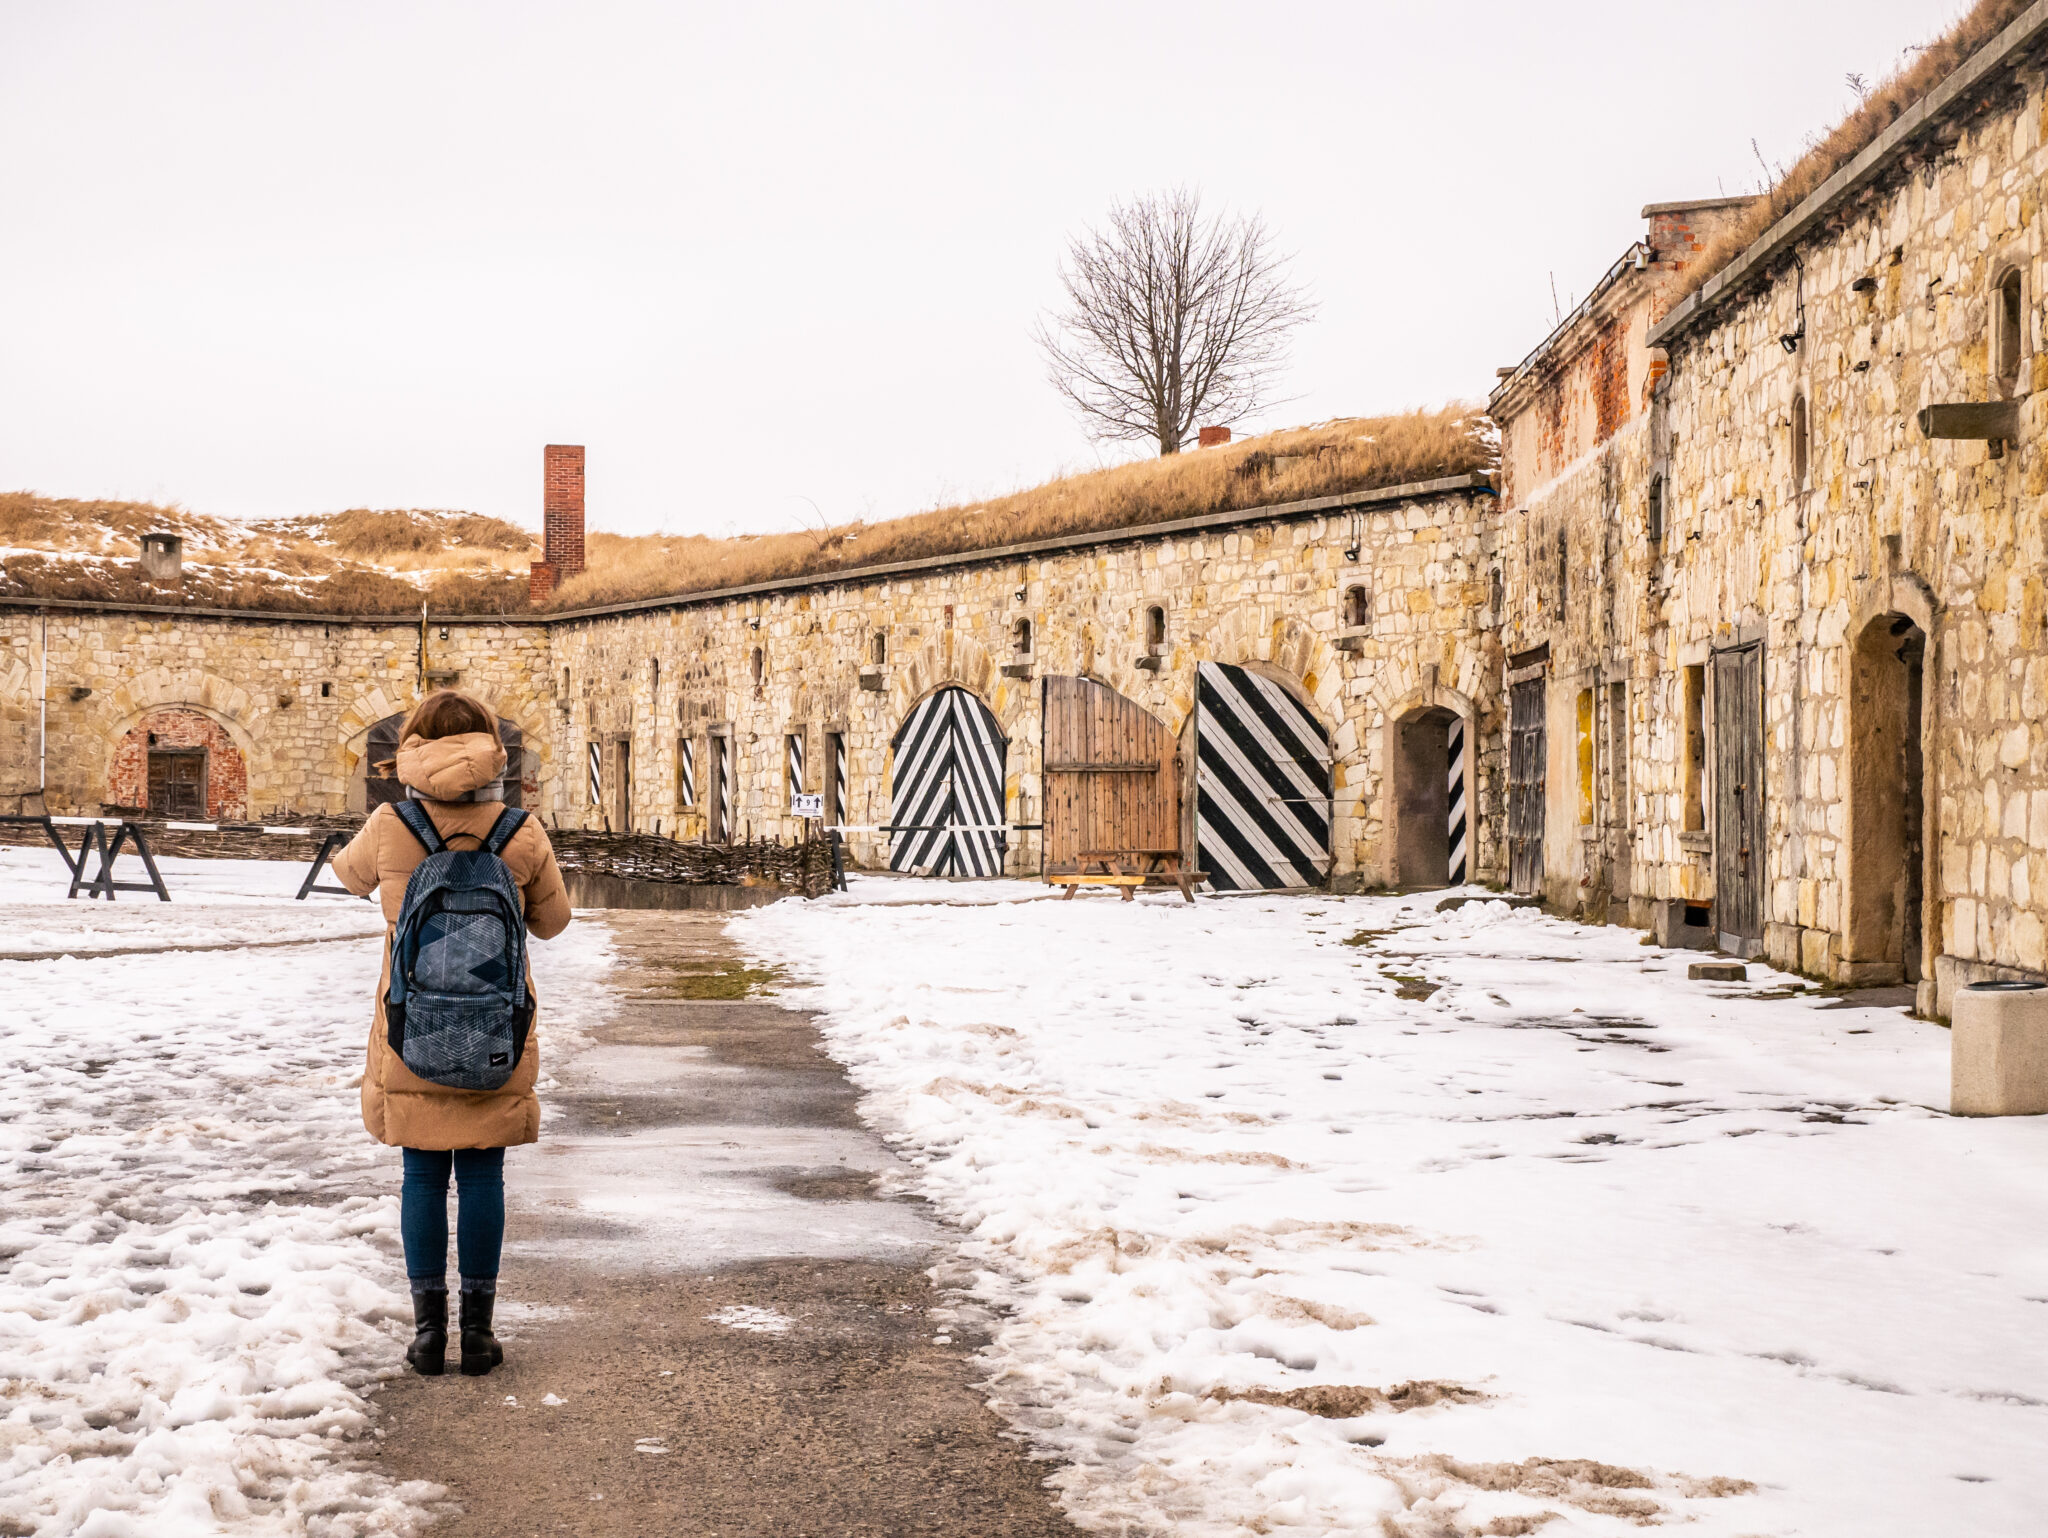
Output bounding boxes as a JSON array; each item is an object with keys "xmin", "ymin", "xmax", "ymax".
[{"xmin": 384, "ymin": 799, "xmax": 535, "ymax": 1092}]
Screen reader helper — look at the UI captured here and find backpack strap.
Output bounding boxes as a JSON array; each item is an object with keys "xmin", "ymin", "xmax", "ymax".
[
  {"xmin": 482, "ymin": 806, "xmax": 530, "ymax": 857},
  {"xmin": 391, "ymin": 797, "xmax": 447, "ymax": 857}
]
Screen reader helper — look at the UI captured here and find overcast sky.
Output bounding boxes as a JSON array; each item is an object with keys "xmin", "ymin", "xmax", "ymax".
[{"xmin": 0, "ymin": 0, "xmax": 1975, "ymax": 539}]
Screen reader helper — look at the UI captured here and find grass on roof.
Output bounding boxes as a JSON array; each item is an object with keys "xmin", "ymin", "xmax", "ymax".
[
  {"xmin": 1675, "ymin": 0, "xmax": 2035, "ymax": 307},
  {"xmin": 0, "ymin": 405, "xmax": 1492, "ymax": 616},
  {"xmin": 542, "ymin": 405, "xmax": 1492, "ymax": 611}
]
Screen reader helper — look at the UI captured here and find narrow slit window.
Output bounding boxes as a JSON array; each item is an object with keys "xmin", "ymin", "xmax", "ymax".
[
  {"xmin": 1342, "ymin": 585, "xmax": 1371, "ymax": 628},
  {"xmin": 1683, "ymin": 665, "xmax": 1706, "ymax": 832},
  {"xmin": 1790, "ymin": 393, "xmax": 1809, "ymax": 489},
  {"xmin": 1013, "ymin": 616, "xmax": 1033, "ymax": 655},
  {"xmin": 871, "ymin": 631, "xmax": 887, "ymax": 666},
  {"xmin": 1144, "ymin": 605, "xmax": 1166, "ymax": 650},
  {"xmin": 751, "ymin": 646, "xmax": 765, "ymax": 688},
  {"xmin": 1647, "ymin": 473, "xmax": 1664, "ymax": 543}
]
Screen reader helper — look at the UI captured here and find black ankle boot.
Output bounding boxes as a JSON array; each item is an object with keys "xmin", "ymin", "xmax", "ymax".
[
  {"xmin": 458, "ymin": 1280, "xmax": 503, "ymax": 1377},
  {"xmin": 406, "ymin": 1285, "xmax": 447, "ymax": 1376}
]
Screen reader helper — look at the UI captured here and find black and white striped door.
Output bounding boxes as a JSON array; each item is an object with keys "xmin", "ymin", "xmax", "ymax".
[
  {"xmin": 828, "ymin": 732, "xmax": 848, "ymax": 823},
  {"xmin": 1447, "ymin": 716, "xmax": 1468, "ymax": 884},
  {"xmin": 1195, "ymin": 662, "xmax": 1332, "ymax": 891},
  {"xmin": 786, "ymin": 732, "xmax": 805, "ymax": 804},
  {"xmin": 713, "ymin": 736, "xmax": 732, "ymax": 842},
  {"xmin": 889, "ymin": 686, "xmax": 1009, "ymax": 876},
  {"xmin": 586, "ymin": 741, "xmax": 603, "ymax": 822}
]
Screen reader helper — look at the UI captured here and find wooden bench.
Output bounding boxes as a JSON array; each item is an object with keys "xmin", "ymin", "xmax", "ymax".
[{"xmin": 1046, "ymin": 848, "xmax": 1205, "ymax": 904}]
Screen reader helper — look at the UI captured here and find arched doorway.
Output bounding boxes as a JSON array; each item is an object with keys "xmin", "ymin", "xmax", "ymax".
[
  {"xmin": 1194, "ymin": 661, "xmax": 1332, "ymax": 891},
  {"xmin": 889, "ymin": 686, "xmax": 1009, "ymax": 876},
  {"xmin": 362, "ymin": 712, "xmax": 527, "ymax": 810},
  {"xmin": 106, "ymin": 707, "xmax": 249, "ymax": 820},
  {"xmin": 1393, "ymin": 704, "xmax": 1467, "ymax": 889},
  {"xmin": 1846, "ymin": 614, "xmax": 1926, "ymax": 981},
  {"xmin": 1041, "ymin": 676, "xmax": 1178, "ymax": 870}
]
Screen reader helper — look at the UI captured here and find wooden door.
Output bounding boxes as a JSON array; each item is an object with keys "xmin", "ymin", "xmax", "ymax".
[
  {"xmin": 1713, "ymin": 644, "xmax": 1766, "ymax": 955},
  {"xmin": 147, "ymin": 750, "xmax": 207, "ymax": 819},
  {"xmin": 1507, "ymin": 677, "xmax": 1546, "ymax": 894},
  {"xmin": 1042, "ymin": 676, "xmax": 1178, "ymax": 871},
  {"xmin": 1194, "ymin": 662, "xmax": 1331, "ymax": 890}
]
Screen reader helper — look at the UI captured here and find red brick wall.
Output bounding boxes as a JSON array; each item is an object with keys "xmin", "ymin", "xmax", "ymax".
[
  {"xmin": 543, "ymin": 444, "xmax": 585, "ymax": 577},
  {"xmin": 105, "ymin": 708, "xmax": 248, "ymax": 820}
]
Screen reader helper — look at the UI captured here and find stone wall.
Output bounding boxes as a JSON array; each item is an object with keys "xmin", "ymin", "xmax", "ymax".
[
  {"xmin": 0, "ymin": 481, "xmax": 1500, "ymax": 894},
  {"xmin": 547, "ymin": 483, "xmax": 1505, "ymax": 889},
  {"xmin": 0, "ymin": 608, "xmax": 554, "ymax": 819}
]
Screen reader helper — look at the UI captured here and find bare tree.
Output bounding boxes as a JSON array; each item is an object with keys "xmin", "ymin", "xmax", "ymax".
[{"xmin": 1036, "ymin": 189, "xmax": 1315, "ymax": 456}]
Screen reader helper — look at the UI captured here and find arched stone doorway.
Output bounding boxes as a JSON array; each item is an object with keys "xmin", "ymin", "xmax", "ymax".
[
  {"xmin": 1392, "ymin": 704, "xmax": 1467, "ymax": 889},
  {"xmin": 106, "ymin": 707, "xmax": 249, "ymax": 820},
  {"xmin": 1845, "ymin": 613, "xmax": 1927, "ymax": 983},
  {"xmin": 358, "ymin": 712, "xmax": 528, "ymax": 810}
]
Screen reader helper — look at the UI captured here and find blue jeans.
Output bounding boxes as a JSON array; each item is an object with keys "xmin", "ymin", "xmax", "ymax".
[{"xmin": 400, "ymin": 1147, "xmax": 505, "ymax": 1285}]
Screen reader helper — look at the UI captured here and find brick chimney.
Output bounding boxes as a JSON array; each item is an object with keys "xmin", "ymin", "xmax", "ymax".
[
  {"xmin": 529, "ymin": 443, "xmax": 586, "ymax": 602},
  {"xmin": 1198, "ymin": 426, "xmax": 1231, "ymax": 448}
]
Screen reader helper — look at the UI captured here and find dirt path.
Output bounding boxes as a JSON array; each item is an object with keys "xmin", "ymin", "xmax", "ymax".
[{"xmin": 368, "ymin": 910, "xmax": 1075, "ymax": 1537}]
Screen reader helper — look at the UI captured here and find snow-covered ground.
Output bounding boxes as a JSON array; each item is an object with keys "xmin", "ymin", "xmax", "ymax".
[
  {"xmin": 742, "ymin": 879, "xmax": 2048, "ymax": 1537},
  {"xmin": 0, "ymin": 846, "xmax": 611, "ymax": 1537}
]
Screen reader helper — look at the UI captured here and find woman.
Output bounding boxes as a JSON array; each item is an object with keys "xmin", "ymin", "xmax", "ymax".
[{"xmin": 333, "ymin": 689, "xmax": 571, "ymax": 1377}]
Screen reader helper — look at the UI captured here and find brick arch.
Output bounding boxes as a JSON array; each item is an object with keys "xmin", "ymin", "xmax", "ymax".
[{"xmin": 106, "ymin": 707, "xmax": 250, "ymax": 820}]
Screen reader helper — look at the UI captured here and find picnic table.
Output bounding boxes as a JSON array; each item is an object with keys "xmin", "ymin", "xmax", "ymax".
[{"xmin": 1045, "ymin": 848, "xmax": 1204, "ymax": 904}]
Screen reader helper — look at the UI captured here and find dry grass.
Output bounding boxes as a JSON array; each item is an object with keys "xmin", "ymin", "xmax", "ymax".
[
  {"xmin": 544, "ymin": 405, "xmax": 1491, "ymax": 610},
  {"xmin": 1, "ymin": 405, "xmax": 1489, "ymax": 616},
  {"xmin": 1676, "ymin": 0, "xmax": 2035, "ymax": 305}
]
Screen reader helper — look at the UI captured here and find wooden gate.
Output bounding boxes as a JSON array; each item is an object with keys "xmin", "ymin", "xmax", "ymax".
[
  {"xmin": 1042, "ymin": 677, "xmax": 1178, "ymax": 870},
  {"xmin": 1194, "ymin": 662, "xmax": 1331, "ymax": 890},
  {"xmin": 1713, "ymin": 643, "xmax": 1766, "ymax": 956},
  {"xmin": 1507, "ymin": 676, "xmax": 1546, "ymax": 894}
]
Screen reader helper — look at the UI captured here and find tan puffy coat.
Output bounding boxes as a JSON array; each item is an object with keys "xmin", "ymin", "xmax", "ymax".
[{"xmin": 332, "ymin": 732, "xmax": 572, "ymax": 1150}]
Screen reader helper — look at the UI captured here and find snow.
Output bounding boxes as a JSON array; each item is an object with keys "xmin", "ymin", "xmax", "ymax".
[
  {"xmin": 0, "ymin": 845, "xmax": 612, "ymax": 1536},
  {"xmin": 741, "ymin": 881, "xmax": 2048, "ymax": 1537},
  {"xmin": 704, "ymin": 1305, "xmax": 795, "ymax": 1335}
]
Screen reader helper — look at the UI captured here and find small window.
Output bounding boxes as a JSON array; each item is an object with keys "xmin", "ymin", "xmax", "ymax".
[
  {"xmin": 320, "ymin": 681, "xmax": 332, "ymax": 698},
  {"xmin": 650, "ymin": 657, "xmax": 661, "ymax": 692},
  {"xmin": 1012, "ymin": 616, "xmax": 1033, "ymax": 655},
  {"xmin": 1646, "ymin": 473, "xmax": 1665, "ymax": 543},
  {"xmin": 1144, "ymin": 605, "xmax": 1166, "ymax": 650},
  {"xmin": 870, "ymin": 631, "xmax": 886, "ymax": 666},
  {"xmin": 1489, "ymin": 567, "xmax": 1503, "ymax": 617},
  {"xmin": 675, "ymin": 735, "xmax": 696, "ymax": 808},
  {"xmin": 1342, "ymin": 585, "xmax": 1370, "ymax": 629},
  {"xmin": 1683, "ymin": 664, "xmax": 1707, "ymax": 832},
  {"xmin": 1790, "ymin": 393, "xmax": 1809, "ymax": 489},
  {"xmin": 562, "ymin": 668, "xmax": 571, "ymax": 697},
  {"xmin": 750, "ymin": 646, "xmax": 765, "ymax": 688},
  {"xmin": 1996, "ymin": 266, "xmax": 2025, "ymax": 396},
  {"xmin": 1556, "ymin": 530, "xmax": 1569, "ymax": 609}
]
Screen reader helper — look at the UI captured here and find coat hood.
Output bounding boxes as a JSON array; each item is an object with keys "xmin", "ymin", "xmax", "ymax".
[{"xmin": 396, "ymin": 731, "xmax": 508, "ymax": 802}]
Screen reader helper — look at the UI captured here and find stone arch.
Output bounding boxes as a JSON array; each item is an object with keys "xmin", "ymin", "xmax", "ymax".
[
  {"xmin": 1163, "ymin": 603, "xmax": 1342, "ymax": 738},
  {"xmin": 1380, "ymin": 679, "xmax": 1479, "ymax": 890},
  {"xmin": 335, "ymin": 684, "xmax": 550, "ymax": 809},
  {"xmin": 884, "ymin": 633, "xmax": 1014, "ymax": 732},
  {"xmin": 97, "ymin": 670, "xmax": 263, "ymax": 812}
]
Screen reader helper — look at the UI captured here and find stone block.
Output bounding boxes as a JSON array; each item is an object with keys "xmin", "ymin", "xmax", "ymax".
[
  {"xmin": 1688, "ymin": 961, "xmax": 1748, "ymax": 981},
  {"xmin": 1652, "ymin": 897, "xmax": 1716, "ymax": 950},
  {"xmin": 1952, "ymin": 981, "xmax": 2048, "ymax": 1116}
]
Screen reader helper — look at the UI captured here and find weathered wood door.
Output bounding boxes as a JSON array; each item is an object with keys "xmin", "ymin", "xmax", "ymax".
[
  {"xmin": 1713, "ymin": 643, "xmax": 1766, "ymax": 956},
  {"xmin": 889, "ymin": 686, "xmax": 1009, "ymax": 876},
  {"xmin": 1042, "ymin": 676, "xmax": 1178, "ymax": 870},
  {"xmin": 147, "ymin": 749, "xmax": 206, "ymax": 819},
  {"xmin": 1507, "ymin": 677, "xmax": 1546, "ymax": 893},
  {"xmin": 1194, "ymin": 662, "xmax": 1331, "ymax": 890}
]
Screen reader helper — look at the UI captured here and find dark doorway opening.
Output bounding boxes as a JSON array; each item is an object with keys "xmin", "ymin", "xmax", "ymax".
[{"xmin": 1394, "ymin": 707, "xmax": 1458, "ymax": 888}]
